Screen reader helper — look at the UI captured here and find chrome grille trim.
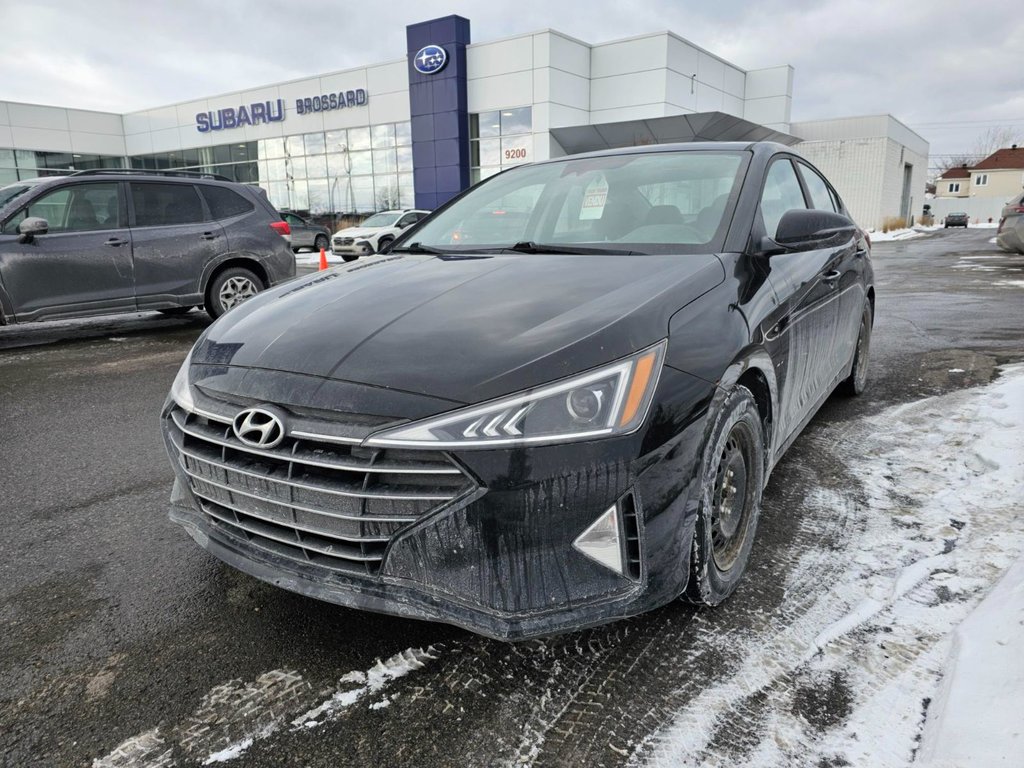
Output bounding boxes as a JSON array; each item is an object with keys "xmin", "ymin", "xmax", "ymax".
[
  {"xmin": 166, "ymin": 404, "xmax": 475, "ymax": 576},
  {"xmin": 170, "ymin": 408, "xmax": 460, "ymax": 475}
]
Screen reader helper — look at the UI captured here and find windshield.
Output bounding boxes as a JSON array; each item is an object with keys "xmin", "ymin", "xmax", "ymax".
[
  {"xmin": 359, "ymin": 212, "xmax": 400, "ymax": 228},
  {"xmin": 402, "ymin": 151, "xmax": 748, "ymax": 254},
  {"xmin": 0, "ymin": 184, "xmax": 34, "ymax": 209}
]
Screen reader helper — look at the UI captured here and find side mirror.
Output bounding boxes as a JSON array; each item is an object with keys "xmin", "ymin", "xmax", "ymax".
[
  {"xmin": 396, "ymin": 221, "xmax": 409, "ymax": 229},
  {"xmin": 767, "ymin": 209, "xmax": 856, "ymax": 254},
  {"xmin": 17, "ymin": 217, "xmax": 49, "ymax": 244}
]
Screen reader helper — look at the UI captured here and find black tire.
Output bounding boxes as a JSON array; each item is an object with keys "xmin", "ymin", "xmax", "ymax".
[
  {"xmin": 685, "ymin": 385, "xmax": 765, "ymax": 606},
  {"xmin": 838, "ymin": 302, "xmax": 872, "ymax": 396},
  {"xmin": 157, "ymin": 306, "xmax": 194, "ymax": 316},
  {"xmin": 314, "ymin": 235, "xmax": 329, "ymax": 252},
  {"xmin": 206, "ymin": 266, "xmax": 264, "ymax": 320},
  {"xmin": 376, "ymin": 236, "xmax": 394, "ymax": 254}
]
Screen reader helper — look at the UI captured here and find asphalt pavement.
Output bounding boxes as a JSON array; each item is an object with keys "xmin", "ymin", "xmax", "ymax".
[{"xmin": 1, "ymin": 228, "xmax": 1021, "ymax": 767}]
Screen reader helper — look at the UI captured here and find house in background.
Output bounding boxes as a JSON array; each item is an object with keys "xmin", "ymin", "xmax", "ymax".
[{"xmin": 931, "ymin": 145, "xmax": 1024, "ymax": 222}]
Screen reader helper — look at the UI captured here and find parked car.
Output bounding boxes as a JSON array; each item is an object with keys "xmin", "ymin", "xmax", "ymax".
[
  {"xmin": 944, "ymin": 212, "xmax": 969, "ymax": 228},
  {"xmin": 163, "ymin": 142, "xmax": 873, "ymax": 640},
  {"xmin": 280, "ymin": 211, "xmax": 331, "ymax": 253},
  {"xmin": 996, "ymin": 192, "xmax": 1024, "ymax": 254},
  {"xmin": 330, "ymin": 209, "xmax": 429, "ymax": 261},
  {"xmin": 0, "ymin": 170, "xmax": 295, "ymax": 324}
]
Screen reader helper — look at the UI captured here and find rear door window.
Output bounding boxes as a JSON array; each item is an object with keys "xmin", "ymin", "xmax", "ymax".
[
  {"xmin": 131, "ymin": 183, "xmax": 206, "ymax": 227},
  {"xmin": 797, "ymin": 164, "xmax": 837, "ymax": 212},
  {"xmin": 201, "ymin": 185, "xmax": 256, "ymax": 220}
]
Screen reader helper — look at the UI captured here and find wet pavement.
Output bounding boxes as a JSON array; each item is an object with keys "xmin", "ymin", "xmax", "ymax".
[{"xmin": 1, "ymin": 228, "xmax": 1022, "ymax": 767}]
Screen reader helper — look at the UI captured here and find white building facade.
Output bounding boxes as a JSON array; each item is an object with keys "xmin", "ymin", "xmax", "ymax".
[{"xmin": 0, "ymin": 15, "xmax": 925, "ymax": 230}]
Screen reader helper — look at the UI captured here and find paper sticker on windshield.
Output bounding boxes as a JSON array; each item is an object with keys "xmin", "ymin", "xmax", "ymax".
[{"xmin": 579, "ymin": 176, "xmax": 608, "ymax": 220}]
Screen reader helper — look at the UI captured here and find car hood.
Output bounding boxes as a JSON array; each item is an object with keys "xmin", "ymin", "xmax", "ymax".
[
  {"xmin": 334, "ymin": 227, "xmax": 382, "ymax": 238},
  {"xmin": 193, "ymin": 252, "xmax": 725, "ymax": 405}
]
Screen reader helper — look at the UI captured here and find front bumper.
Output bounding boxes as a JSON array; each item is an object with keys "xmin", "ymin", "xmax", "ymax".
[
  {"xmin": 162, "ymin": 368, "xmax": 712, "ymax": 640},
  {"xmin": 331, "ymin": 239, "xmax": 373, "ymax": 255}
]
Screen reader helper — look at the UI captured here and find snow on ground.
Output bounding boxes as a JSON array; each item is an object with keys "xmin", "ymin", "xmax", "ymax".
[
  {"xmin": 634, "ymin": 365, "xmax": 1024, "ymax": 768},
  {"xmin": 93, "ymin": 648, "xmax": 438, "ymax": 767},
  {"xmin": 294, "ymin": 251, "xmax": 347, "ymax": 265}
]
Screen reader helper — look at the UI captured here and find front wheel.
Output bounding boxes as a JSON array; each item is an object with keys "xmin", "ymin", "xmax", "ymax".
[
  {"xmin": 206, "ymin": 267, "xmax": 264, "ymax": 319},
  {"xmin": 685, "ymin": 385, "xmax": 765, "ymax": 606},
  {"xmin": 838, "ymin": 303, "xmax": 872, "ymax": 396},
  {"xmin": 376, "ymin": 236, "xmax": 394, "ymax": 254}
]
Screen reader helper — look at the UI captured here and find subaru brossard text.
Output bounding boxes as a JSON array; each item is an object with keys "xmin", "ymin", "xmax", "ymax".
[{"xmin": 162, "ymin": 142, "xmax": 874, "ymax": 640}]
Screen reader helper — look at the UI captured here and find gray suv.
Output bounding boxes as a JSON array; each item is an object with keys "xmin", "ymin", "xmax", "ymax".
[{"xmin": 0, "ymin": 170, "xmax": 295, "ymax": 324}]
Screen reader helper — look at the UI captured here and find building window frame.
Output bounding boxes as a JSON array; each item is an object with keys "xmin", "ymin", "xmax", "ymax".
[
  {"xmin": 948, "ymin": 182, "xmax": 961, "ymax": 193},
  {"xmin": 974, "ymin": 173, "xmax": 988, "ymax": 187}
]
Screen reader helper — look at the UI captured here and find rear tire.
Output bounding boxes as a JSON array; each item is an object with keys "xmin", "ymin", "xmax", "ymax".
[
  {"xmin": 838, "ymin": 303, "xmax": 872, "ymax": 396},
  {"xmin": 206, "ymin": 266, "xmax": 264, "ymax": 320},
  {"xmin": 314, "ymin": 235, "xmax": 329, "ymax": 252},
  {"xmin": 685, "ymin": 385, "xmax": 765, "ymax": 606}
]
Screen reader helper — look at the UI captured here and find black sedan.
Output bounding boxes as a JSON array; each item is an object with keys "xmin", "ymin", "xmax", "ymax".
[
  {"xmin": 162, "ymin": 142, "xmax": 873, "ymax": 640},
  {"xmin": 944, "ymin": 212, "xmax": 969, "ymax": 228}
]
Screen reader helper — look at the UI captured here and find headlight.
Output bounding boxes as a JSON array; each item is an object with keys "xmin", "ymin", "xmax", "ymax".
[
  {"xmin": 170, "ymin": 354, "xmax": 195, "ymax": 412},
  {"xmin": 365, "ymin": 341, "xmax": 667, "ymax": 449}
]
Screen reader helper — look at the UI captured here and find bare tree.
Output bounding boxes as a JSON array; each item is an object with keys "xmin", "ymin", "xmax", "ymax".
[{"xmin": 971, "ymin": 126, "xmax": 1023, "ymax": 158}]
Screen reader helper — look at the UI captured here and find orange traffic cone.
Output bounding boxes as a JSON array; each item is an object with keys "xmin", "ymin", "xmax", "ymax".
[{"xmin": 319, "ymin": 247, "xmax": 328, "ymax": 271}]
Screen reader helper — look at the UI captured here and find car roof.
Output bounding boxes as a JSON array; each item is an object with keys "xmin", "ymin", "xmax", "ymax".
[{"xmin": 527, "ymin": 140, "xmax": 792, "ymax": 167}]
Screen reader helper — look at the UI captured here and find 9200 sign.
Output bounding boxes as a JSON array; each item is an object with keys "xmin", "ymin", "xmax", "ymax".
[
  {"xmin": 296, "ymin": 89, "xmax": 369, "ymax": 114},
  {"xmin": 504, "ymin": 147, "xmax": 528, "ymax": 161}
]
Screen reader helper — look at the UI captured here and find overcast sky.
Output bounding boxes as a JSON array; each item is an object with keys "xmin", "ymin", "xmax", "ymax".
[{"xmin": 1, "ymin": 0, "xmax": 1020, "ymax": 165}]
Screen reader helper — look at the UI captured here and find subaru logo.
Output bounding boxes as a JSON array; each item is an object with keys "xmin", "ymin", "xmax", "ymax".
[
  {"xmin": 413, "ymin": 45, "xmax": 447, "ymax": 75},
  {"xmin": 232, "ymin": 407, "xmax": 285, "ymax": 449}
]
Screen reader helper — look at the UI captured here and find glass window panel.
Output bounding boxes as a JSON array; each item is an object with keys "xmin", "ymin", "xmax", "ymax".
[
  {"xmin": 17, "ymin": 169, "xmax": 39, "ymax": 180},
  {"xmin": 760, "ymin": 159, "xmax": 807, "ymax": 238},
  {"xmin": 501, "ymin": 135, "xmax": 531, "ymax": 167},
  {"xmin": 260, "ymin": 138, "xmax": 285, "ymax": 160},
  {"xmin": 395, "ymin": 121, "xmax": 412, "ymax": 146},
  {"xmin": 396, "ymin": 145, "xmax": 413, "ymax": 173},
  {"xmin": 257, "ymin": 160, "xmax": 269, "ymax": 181},
  {"xmin": 181, "ymin": 148, "xmax": 201, "ymax": 166},
  {"xmin": 372, "ymin": 123, "xmax": 396, "ymax": 149},
  {"xmin": 265, "ymin": 158, "xmax": 286, "ymax": 181},
  {"xmin": 347, "ymin": 126, "xmax": 371, "ymax": 151},
  {"xmin": 15, "ymin": 150, "xmax": 38, "ymax": 168},
  {"xmin": 0, "ymin": 168, "xmax": 17, "ymax": 185},
  {"xmin": 327, "ymin": 153, "xmax": 351, "ymax": 177},
  {"xmin": 287, "ymin": 179, "xmax": 309, "ymax": 211},
  {"xmin": 200, "ymin": 185, "xmax": 255, "ymax": 218},
  {"xmin": 304, "ymin": 132, "xmax": 325, "ymax": 156},
  {"xmin": 331, "ymin": 176, "xmax": 355, "ymax": 212},
  {"xmin": 372, "ymin": 149, "xmax": 396, "ymax": 175},
  {"xmin": 799, "ymin": 164, "xmax": 836, "ymax": 212},
  {"xmin": 131, "ymin": 182, "xmax": 205, "ymax": 227},
  {"xmin": 374, "ymin": 175, "xmax": 400, "ymax": 210},
  {"xmin": 470, "ymin": 167, "xmax": 481, "ymax": 185},
  {"xmin": 478, "ymin": 138, "xmax": 501, "ymax": 167},
  {"xmin": 398, "ymin": 172, "xmax": 414, "ymax": 203},
  {"xmin": 480, "ymin": 166, "xmax": 501, "ymax": 181},
  {"xmin": 500, "ymin": 107, "xmax": 532, "ymax": 135},
  {"xmin": 350, "ymin": 176, "xmax": 375, "ymax": 212},
  {"xmin": 234, "ymin": 162, "xmax": 259, "ymax": 184},
  {"xmin": 265, "ymin": 181, "xmax": 289, "ymax": 209},
  {"xmin": 285, "ymin": 135, "xmax": 305, "ymax": 158},
  {"xmin": 198, "ymin": 147, "xmax": 216, "ymax": 167},
  {"xmin": 325, "ymin": 130, "xmax": 347, "ymax": 152},
  {"xmin": 0, "ymin": 149, "xmax": 14, "ymax": 166},
  {"xmin": 285, "ymin": 155, "xmax": 306, "ymax": 180},
  {"xmin": 305, "ymin": 154, "xmax": 328, "ymax": 179},
  {"xmin": 476, "ymin": 111, "xmax": 500, "ymax": 138},
  {"xmin": 307, "ymin": 178, "xmax": 329, "ymax": 214},
  {"xmin": 213, "ymin": 145, "xmax": 232, "ymax": 164},
  {"xmin": 349, "ymin": 151, "xmax": 372, "ymax": 175}
]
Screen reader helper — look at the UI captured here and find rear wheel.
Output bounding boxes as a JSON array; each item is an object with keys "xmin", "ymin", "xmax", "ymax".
[
  {"xmin": 685, "ymin": 386, "xmax": 765, "ymax": 606},
  {"xmin": 206, "ymin": 267, "xmax": 264, "ymax": 319},
  {"xmin": 314, "ymin": 234, "xmax": 329, "ymax": 252},
  {"xmin": 838, "ymin": 303, "xmax": 872, "ymax": 396}
]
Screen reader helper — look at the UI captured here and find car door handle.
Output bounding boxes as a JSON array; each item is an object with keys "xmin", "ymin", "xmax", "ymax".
[
  {"xmin": 200, "ymin": 231, "xmax": 219, "ymax": 240},
  {"xmin": 105, "ymin": 237, "xmax": 129, "ymax": 247},
  {"xmin": 822, "ymin": 270, "xmax": 842, "ymax": 283}
]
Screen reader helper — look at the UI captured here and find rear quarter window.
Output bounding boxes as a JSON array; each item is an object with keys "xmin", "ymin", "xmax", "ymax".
[{"xmin": 201, "ymin": 185, "xmax": 255, "ymax": 219}]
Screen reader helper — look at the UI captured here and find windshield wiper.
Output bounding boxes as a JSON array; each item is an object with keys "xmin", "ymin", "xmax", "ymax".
[
  {"xmin": 503, "ymin": 241, "xmax": 640, "ymax": 255},
  {"xmin": 390, "ymin": 242, "xmax": 448, "ymax": 254}
]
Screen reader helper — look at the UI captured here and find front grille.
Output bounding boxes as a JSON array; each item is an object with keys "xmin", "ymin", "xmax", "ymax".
[
  {"xmin": 333, "ymin": 237, "xmax": 354, "ymax": 246},
  {"xmin": 166, "ymin": 405, "xmax": 474, "ymax": 576}
]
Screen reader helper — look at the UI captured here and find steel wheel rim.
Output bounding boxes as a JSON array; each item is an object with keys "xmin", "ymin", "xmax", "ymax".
[
  {"xmin": 219, "ymin": 276, "xmax": 257, "ymax": 310},
  {"xmin": 710, "ymin": 423, "xmax": 756, "ymax": 572},
  {"xmin": 854, "ymin": 317, "xmax": 870, "ymax": 390}
]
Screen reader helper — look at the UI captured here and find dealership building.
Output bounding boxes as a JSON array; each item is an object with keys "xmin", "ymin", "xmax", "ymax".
[{"xmin": 0, "ymin": 15, "xmax": 928, "ymax": 230}]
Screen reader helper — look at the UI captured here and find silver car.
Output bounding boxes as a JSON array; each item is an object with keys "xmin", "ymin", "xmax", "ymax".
[
  {"xmin": 280, "ymin": 211, "xmax": 331, "ymax": 253},
  {"xmin": 996, "ymin": 192, "xmax": 1024, "ymax": 254}
]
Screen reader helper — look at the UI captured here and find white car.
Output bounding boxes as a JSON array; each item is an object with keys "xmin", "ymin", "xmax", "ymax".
[{"xmin": 331, "ymin": 209, "xmax": 430, "ymax": 261}]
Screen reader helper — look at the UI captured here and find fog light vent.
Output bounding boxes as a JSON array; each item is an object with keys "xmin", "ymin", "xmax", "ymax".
[{"xmin": 621, "ymin": 493, "xmax": 641, "ymax": 581}]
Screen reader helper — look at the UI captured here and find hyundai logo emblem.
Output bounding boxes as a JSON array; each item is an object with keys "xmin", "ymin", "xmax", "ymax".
[
  {"xmin": 413, "ymin": 45, "xmax": 448, "ymax": 75},
  {"xmin": 232, "ymin": 407, "xmax": 285, "ymax": 449}
]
